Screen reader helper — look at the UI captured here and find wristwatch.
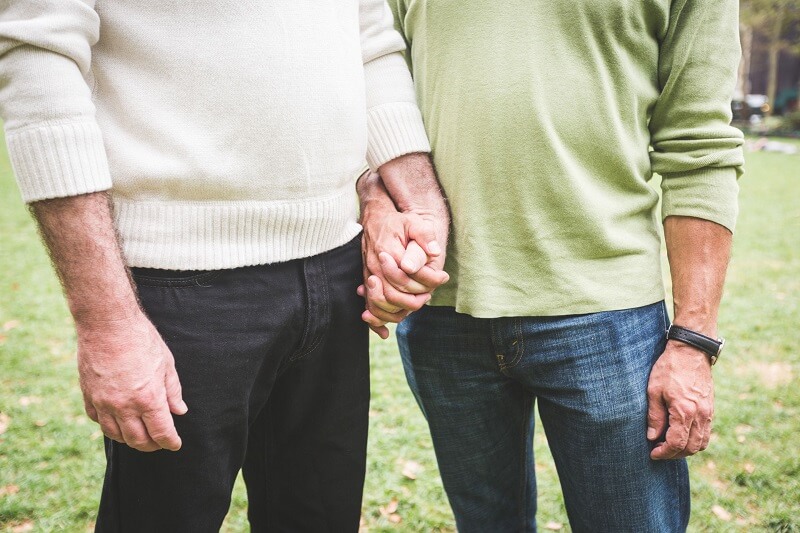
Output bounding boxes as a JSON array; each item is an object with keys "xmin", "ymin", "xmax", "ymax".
[{"xmin": 666, "ymin": 325, "xmax": 725, "ymax": 365}]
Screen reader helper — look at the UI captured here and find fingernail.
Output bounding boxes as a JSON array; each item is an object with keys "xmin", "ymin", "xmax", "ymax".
[
  {"xmin": 367, "ymin": 277, "xmax": 377, "ymax": 289},
  {"xmin": 179, "ymin": 401, "xmax": 188, "ymax": 413},
  {"xmin": 647, "ymin": 428, "xmax": 656, "ymax": 440},
  {"xmin": 428, "ymin": 241, "xmax": 441, "ymax": 255}
]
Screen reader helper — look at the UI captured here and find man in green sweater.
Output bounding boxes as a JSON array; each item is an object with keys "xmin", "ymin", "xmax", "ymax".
[{"xmin": 359, "ymin": 0, "xmax": 743, "ymax": 531}]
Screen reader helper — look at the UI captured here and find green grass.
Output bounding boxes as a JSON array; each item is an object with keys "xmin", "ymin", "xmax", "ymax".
[{"xmin": 1, "ymin": 136, "xmax": 798, "ymax": 532}]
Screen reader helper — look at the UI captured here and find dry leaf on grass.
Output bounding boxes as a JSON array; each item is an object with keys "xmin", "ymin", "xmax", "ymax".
[
  {"xmin": 0, "ymin": 412, "xmax": 10, "ymax": 435},
  {"xmin": 3, "ymin": 320, "xmax": 20, "ymax": 331},
  {"xmin": 401, "ymin": 460, "xmax": 422, "ymax": 480},
  {"xmin": 711, "ymin": 505, "xmax": 732, "ymax": 521},
  {"xmin": 743, "ymin": 462, "xmax": 756, "ymax": 474},
  {"xmin": 544, "ymin": 521, "xmax": 563, "ymax": 530},
  {"xmin": 387, "ymin": 514, "xmax": 402, "ymax": 524},
  {"xmin": 0, "ymin": 485, "xmax": 20, "ymax": 497},
  {"xmin": 385, "ymin": 498, "xmax": 399, "ymax": 514},
  {"xmin": 11, "ymin": 521, "xmax": 34, "ymax": 533},
  {"xmin": 19, "ymin": 396, "xmax": 42, "ymax": 407}
]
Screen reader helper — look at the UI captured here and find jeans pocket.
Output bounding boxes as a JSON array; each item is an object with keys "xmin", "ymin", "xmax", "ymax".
[{"xmin": 130, "ymin": 267, "xmax": 220, "ymax": 288}]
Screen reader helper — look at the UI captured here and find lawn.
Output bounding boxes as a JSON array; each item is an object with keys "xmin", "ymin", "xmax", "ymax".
[{"xmin": 1, "ymin": 135, "xmax": 798, "ymax": 532}]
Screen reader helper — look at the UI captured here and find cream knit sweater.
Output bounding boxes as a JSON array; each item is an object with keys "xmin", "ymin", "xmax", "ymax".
[{"xmin": 0, "ymin": 1, "xmax": 430, "ymax": 269}]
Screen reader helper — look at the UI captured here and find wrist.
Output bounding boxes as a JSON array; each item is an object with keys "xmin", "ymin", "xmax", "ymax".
[{"xmin": 70, "ymin": 293, "xmax": 142, "ymax": 330}]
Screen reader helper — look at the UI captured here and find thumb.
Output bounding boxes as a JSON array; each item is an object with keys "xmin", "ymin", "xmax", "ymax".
[
  {"xmin": 165, "ymin": 359, "xmax": 188, "ymax": 416},
  {"xmin": 400, "ymin": 241, "xmax": 429, "ymax": 275},
  {"xmin": 647, "ymin": 387, "xmax": 667, "ymax": 441},
  {"xmin": 405, "ymin": 218, "xmax": 441, "ymax": 257}
]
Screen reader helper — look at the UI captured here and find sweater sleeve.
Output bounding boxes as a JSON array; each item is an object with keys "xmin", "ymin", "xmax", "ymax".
[
  {"xmin": 649, "ymin": 0, "xmax": 744, "ymax": 233},
  {"xmin": 0, "ymin": 0, "xmax": 111, "ymax": 203},
  {"xmin": 359, "ymin": 0, "xmax": 430, "ymax": 170}
]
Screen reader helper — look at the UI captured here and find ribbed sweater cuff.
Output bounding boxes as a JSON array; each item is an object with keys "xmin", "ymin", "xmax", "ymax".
[
  {"xmin": 660, "ymin": 167, "xmax": 740, "ymax": 233},
  {"xmin": 5, "ymin": 121, "xmax": 112, "ymax": 203},
  {"xmin": 366, "ymin": 102, "xmax": 431, "ymax": 170}
]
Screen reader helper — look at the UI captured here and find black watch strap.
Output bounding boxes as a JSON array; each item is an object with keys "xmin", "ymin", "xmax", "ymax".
[{"xmin": 666, "ymin": 325, "xmax": 724, "ymax": 365}]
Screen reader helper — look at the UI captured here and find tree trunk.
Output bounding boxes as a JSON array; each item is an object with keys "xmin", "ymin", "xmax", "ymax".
[
  {"xmin": 767, "ymin": 44, "xmax": 780, "ymax": 117},
  {"xmin": 737, "ymin": 23, "xmax": 753, "ymax": 100},
  {"xmin": 765, "ymin": 11, "xmax": 784, "ymax": 117}
]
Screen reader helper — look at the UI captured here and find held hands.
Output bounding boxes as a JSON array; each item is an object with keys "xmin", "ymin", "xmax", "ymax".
[
  {"xmin": 359, "ymin": 197, "xmax": 449, "ymax": 338},
  {"xmin": 646, "ymin": 341, "xmax": 714, "ymax": 459},
  {"xmin": 77, "ymin": 312, "xmax": 187, "ymax": 452}
]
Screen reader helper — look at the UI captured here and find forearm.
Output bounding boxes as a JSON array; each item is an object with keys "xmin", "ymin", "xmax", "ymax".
[
  {"xmin": 377, "ymin": 153, "xmax": 449, "ymax": 241},
  {"xmin": 30, "ymin": 192, "xmax": 141, "ymax": 325},
  {"xmin": 664, "ymin": 215, "xmax": 732, "ymax": 338}
]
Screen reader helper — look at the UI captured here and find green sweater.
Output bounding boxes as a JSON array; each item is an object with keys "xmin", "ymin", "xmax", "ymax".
[{"xmin": 390, "ymin": 0, "xmax": 744, "ymax": 317}]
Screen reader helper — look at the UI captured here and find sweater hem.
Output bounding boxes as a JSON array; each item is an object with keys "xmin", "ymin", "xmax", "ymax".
[{"xmin": 113, "ymin": 188, "xmax": 361, "ymax": 270}]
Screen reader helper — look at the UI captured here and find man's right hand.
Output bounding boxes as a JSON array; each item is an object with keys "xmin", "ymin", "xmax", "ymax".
[{"xmin": 77, "ymin": 312, "xmax": 187, "ymax": 452}]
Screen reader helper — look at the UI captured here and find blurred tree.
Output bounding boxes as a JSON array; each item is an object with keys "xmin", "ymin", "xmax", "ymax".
[{"xmin": 740, "ymin": 0, "xmax": 800, "ymax": 116}]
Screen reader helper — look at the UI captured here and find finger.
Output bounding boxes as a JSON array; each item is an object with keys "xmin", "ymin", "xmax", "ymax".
[
  {"xmin": 646, "ymin": 387, "xmax": 668, "ymax": 441},
  {"xmin": 365, "ymin": 277, "xmax": 410, "ymax": 323},
  {"xmin": 400, "ymin": 241, "xmax": 430, "ymax": 274},
  {"xmin": 117, "ymin": 416, "xmax": 161, "ymax": 452},
  {"xmin": 97, "ymin": 412, "xmax": 124, "ymax": 443},
  {"xmin": 84, "ymin": 397, "xmax": 99, "ymax": 423},
  {"xmin": 142, "ymin": 406, "xmax": 183, "ymax": 451},
  {"xmin": 357, "ymin": 284, "xmax": 366, "ymax": 297},
  {"xmin": 651, "ymin": 406, "xmax": 691, "ymax": 460},
  {"xmin": 408, "ymin": 264, "xmax": 450, "ymax": 289},
  {"xmin": 368, "ymin": 274, "xmax": 429, "ymax": 315},
  {"xmin": 677, "ymin": 418, "xmax": 704, "ymax": 458},
  {"xmin": 379, "ymin": 252, "xmax": 431, "ymax": 294},
  {"xmin": 363, "ymin": 311, "xmax": 391, "ymax": 340},
  {"xmin": 701, "ymin": 418, "xmax": 712, "ymax": 452},
  {"xmin": 405, "ymin": 217, "xmax": 441, "ymax": 257},
  {"xmin": 366, "ymin": 276, "xmax": 403, "ymax": 314},
  {"xmin": 362, "ymin": 309, "xmax": 387, "ymax": 327},
  {"xmin": 164, "ymin": 359, "xmax": 188, "ymax": 416}
]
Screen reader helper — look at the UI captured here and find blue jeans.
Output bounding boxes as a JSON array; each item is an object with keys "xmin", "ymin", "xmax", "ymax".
[{"xmin": 397, "ymin": 302, "xmax": 689, "ymax": 533}]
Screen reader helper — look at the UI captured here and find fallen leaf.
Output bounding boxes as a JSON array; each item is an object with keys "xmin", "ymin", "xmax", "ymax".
[
  {"xmin": 401, "ymin": 460, "xmax": 422, "ymax": 480},
  {"xmin": 0, "ymin": 485, "xmax": 20, "ymax": 497},
  {"xmin": 385, "ymin": 498, "xmax": 399, "ymax": 514},
  {"xmin": 11, "ymin": 521, "xmax": 34, "ymax": 533},
  {"xmin": 743, "ymin": 463, "xmax": 755, "ymax": 474},
  {"xmin": 544, "ymin": 522, "xmax": 563, "ymax": 530},
  {"xmin": 736, "ymin": 435, "xmax": 746, "ymax": 443},
  {"xmin": 387, "ymin": 514, "xmax": 402, "ymax": 524},
  {"xmin": 0, "ymin": 413, "xmax": 10, "ymax": 435},
  {"xmin": 34, "ymin": 420, "xmax": 47, "ymax": 427},
  {"xmin": 10, "ymin": 283, "xmax": 19, "ymax": 291},
  {"xmin": 0, "ymin": 334, "xmax": 7, "ymax": 345},
  {"xmin": 90, "ymin": 430, "xmax": 103, "ymax": 440},
  {"xmin": 19, "ymin": 396, "xmax": 42, "ymax": 407},
  {"xmin": 712, "ymin": 505, "xmax": 732, "ymax": 521},
  {"xmin": 2, "ymin": 320, "xmax": 20, "ymax": 331}
]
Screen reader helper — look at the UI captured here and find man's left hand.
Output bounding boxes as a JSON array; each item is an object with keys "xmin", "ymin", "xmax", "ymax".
[{"xmin": 646, "ymin": 341, "xmax": 714, "ymax": 459}]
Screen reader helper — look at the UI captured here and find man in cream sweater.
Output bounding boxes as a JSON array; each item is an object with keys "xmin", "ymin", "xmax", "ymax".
[{"xmin": 0, "ymin": 0, "xmax": 448, "ymax": 530}]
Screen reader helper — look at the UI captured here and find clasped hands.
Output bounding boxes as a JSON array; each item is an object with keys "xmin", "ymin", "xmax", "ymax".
[{"xmin": 357, "ymin": 181, "xmax": 449, "ymax": 339}]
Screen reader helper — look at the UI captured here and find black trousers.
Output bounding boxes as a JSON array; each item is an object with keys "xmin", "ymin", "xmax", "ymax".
[{"xmin": 95, "ymin": 236, "xmax": 370, "ymax": 532}]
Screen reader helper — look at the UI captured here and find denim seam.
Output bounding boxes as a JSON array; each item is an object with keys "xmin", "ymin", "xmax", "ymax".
[
  {"xmin": 132, "ymin": 271, "xmax": 220, "ymax": 288},
  {"xmin": 518, "ymin": 394, "xmax": 532, "ymax": 530},
  {"xmin": 288, "ymin": 258, "xmax": 329, "ymax": 363},
  {"xmin": 505, "ymin": 318, "xmax": 525, "ymax": 369}
]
